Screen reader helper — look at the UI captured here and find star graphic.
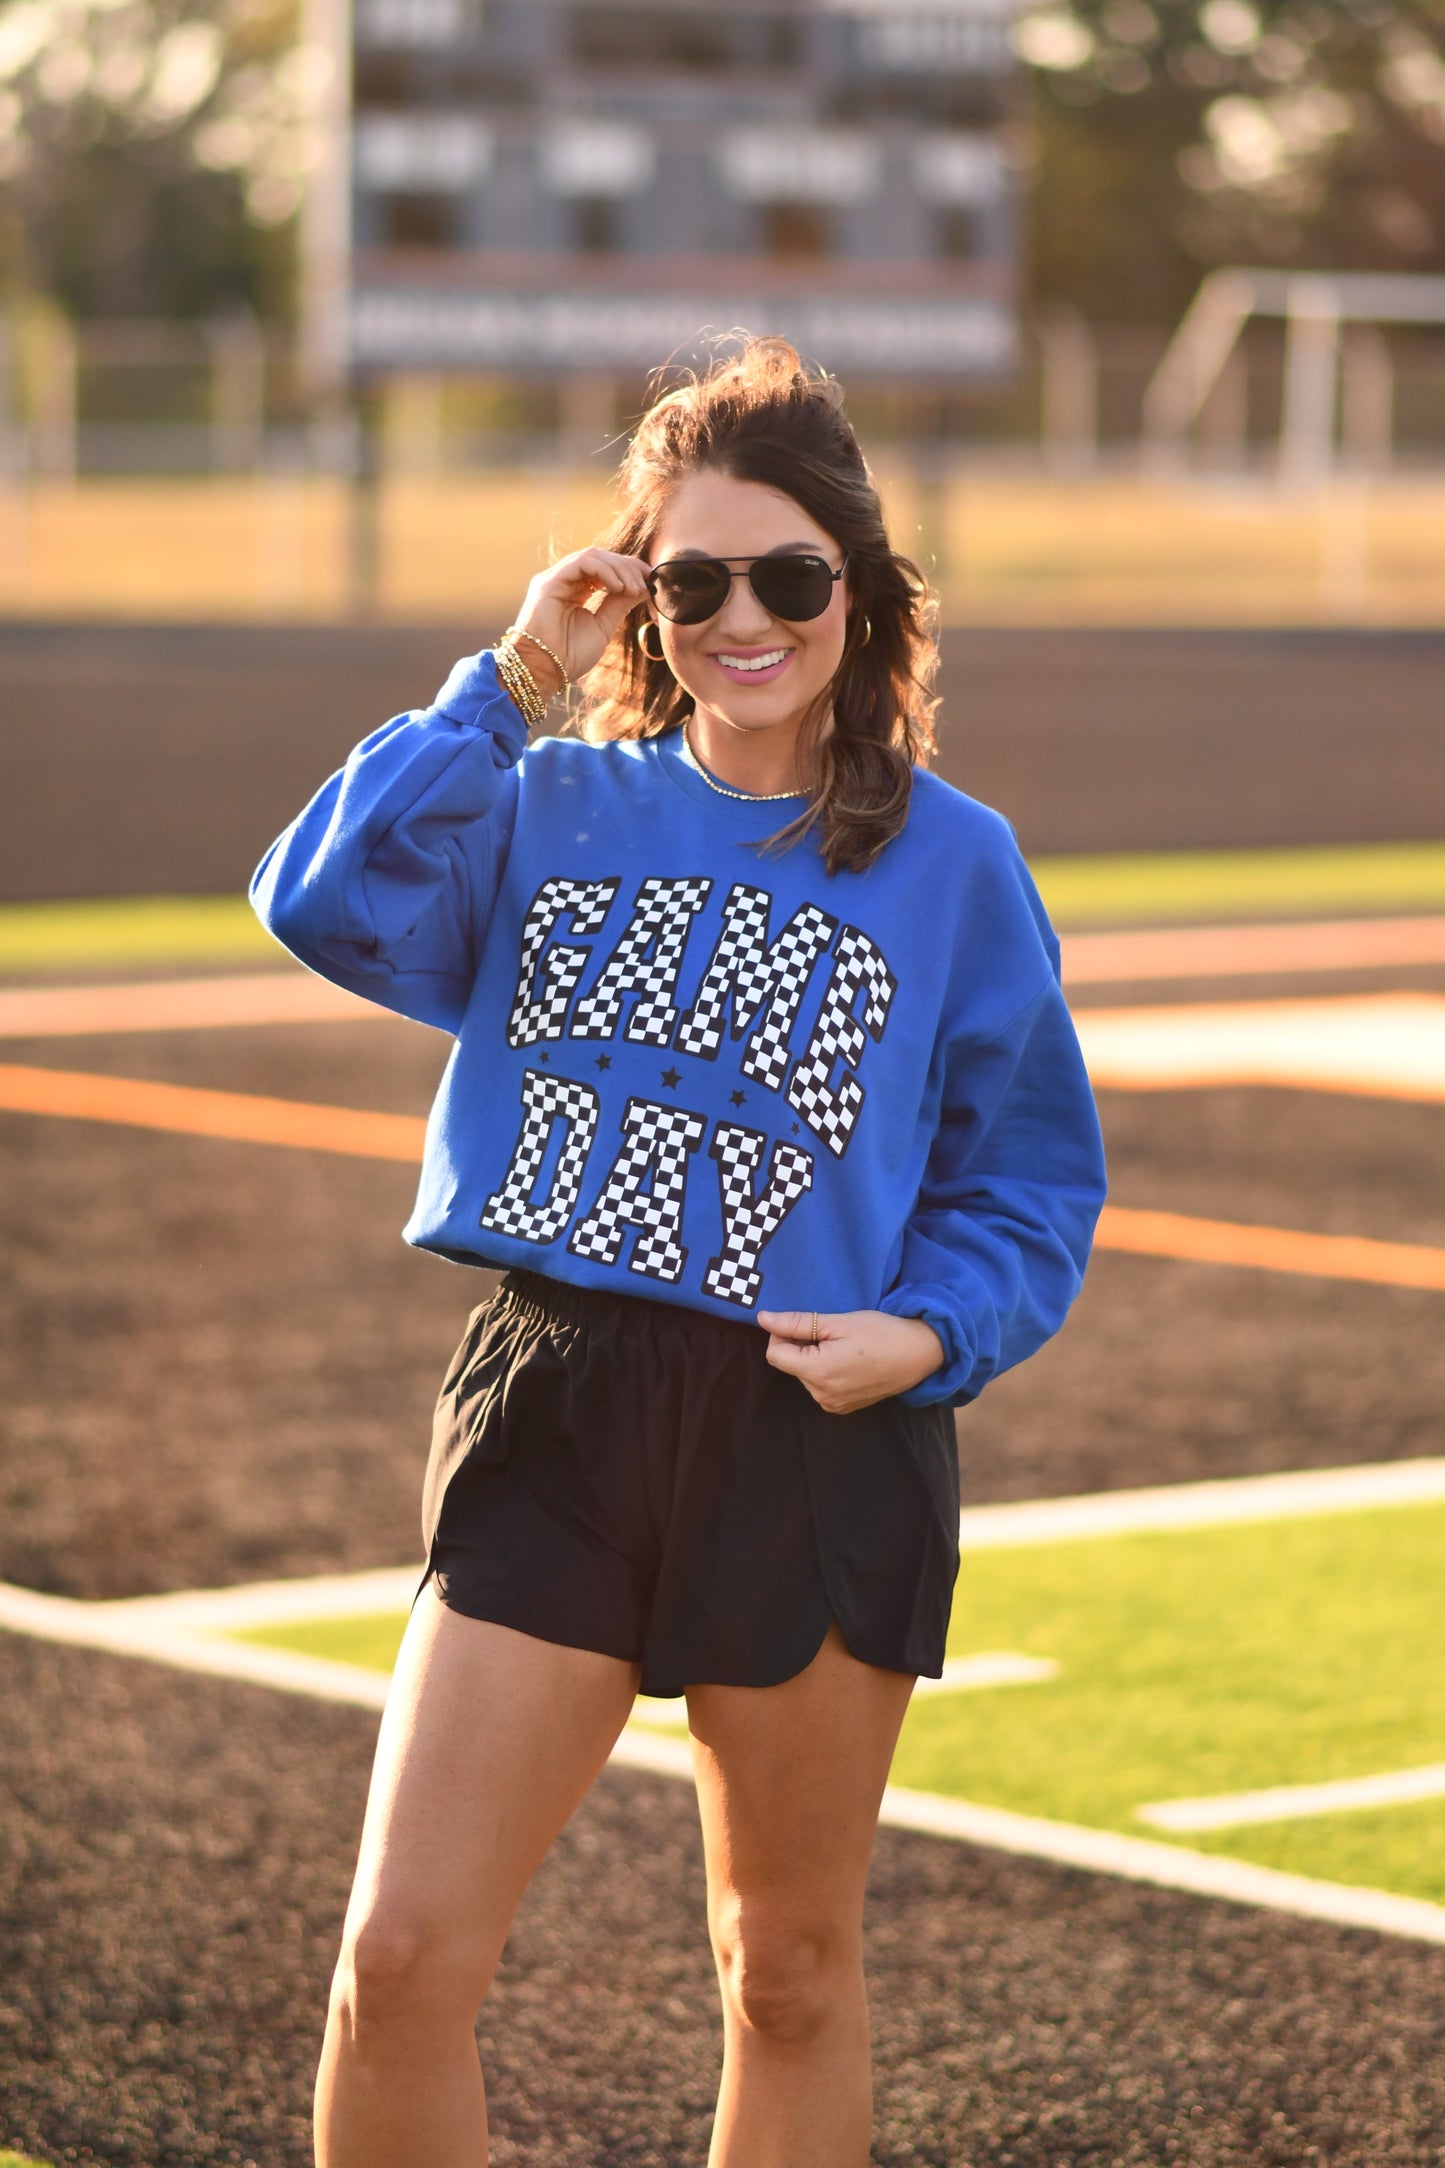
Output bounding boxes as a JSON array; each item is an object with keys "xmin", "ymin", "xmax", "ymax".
[
  {"xmin": 595, "ymin": 1054, "xmax": 612, "ymax": 1072},
  {"xmin": 791, "ymin": 1122, "xmax": 800, "ymax": 1134},
  {"xmin": 660, "ymin": 1066, "xmax": 681, "ymax": 1089},
  {"xmin": 729, "ymin": 1089, "xmax": 746, "ymax": 1107},
  {"xmin": 538, "ymin": 1050, "xmax": 550, "ymax": 1062}
]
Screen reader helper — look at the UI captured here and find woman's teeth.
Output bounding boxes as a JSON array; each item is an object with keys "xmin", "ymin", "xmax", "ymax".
[{"xmin": 715, "ymin": 650, "xmax": 789, "ymax": 672}]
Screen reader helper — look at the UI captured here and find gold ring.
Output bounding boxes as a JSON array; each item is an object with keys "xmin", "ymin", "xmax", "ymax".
[{"xmin": 811, "ymin": 1311, "xmax": 820, "ymax": 1345}]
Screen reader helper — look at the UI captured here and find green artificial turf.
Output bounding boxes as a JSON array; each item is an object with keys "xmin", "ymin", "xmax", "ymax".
[
  {"xmin": 1030, "ymin": 841, "xmax": 1445, "ymax": 928},
  {"xmin": 896, "ymin": 1501, "xmax": 1445, "ymax": 1904},
  {"xmin": 237, "ymin": 1501, "xmax": 1445, "ymax": 1906},
  {"xmin": 0, "ymin": 895, "xmax": 278, "ymax": 975},
  {"xmin": 6, "ymin": 844, "xmax": 1445, "ymax": 976},
  {"xmin": 243, "ymin": 1611, "xmax": 408, "ymax": 1672}
]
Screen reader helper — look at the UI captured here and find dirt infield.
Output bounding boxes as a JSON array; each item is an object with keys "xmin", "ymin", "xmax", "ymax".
[
  {"xmin": 2, "ymin": 623, "xmax": 1443, "ymax": 902},
  {"xmin": 3, "ymin": 1632, "xmax": 1444, "ymax": 2168}
]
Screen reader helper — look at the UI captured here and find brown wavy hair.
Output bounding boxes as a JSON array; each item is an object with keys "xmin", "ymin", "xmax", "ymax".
[{"xmin": 575, "ymin": 336, "xmax": 939, "ymax": 877}]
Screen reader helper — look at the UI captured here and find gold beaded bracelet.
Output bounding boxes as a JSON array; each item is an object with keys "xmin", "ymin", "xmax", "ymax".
[
  {"xmin": 503, "ymin": 623, "xmax": 569, "ymax": 689},
  {"xmin": 491, "ymin": 637, "xmax": 548, "ymax": 730}
]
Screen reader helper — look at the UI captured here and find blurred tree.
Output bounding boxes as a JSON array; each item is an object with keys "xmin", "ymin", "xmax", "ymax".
[
  {"xmin": 1, "ymin": 0, "xmax": 1442, "ymax": 328},
  {"xmin": 1015, "ymin": 0, "xmax": 1445, "ymax": 320},
  {"xmin": 0, "ymin": 0, "xmax": 329, "ymax": 317}
]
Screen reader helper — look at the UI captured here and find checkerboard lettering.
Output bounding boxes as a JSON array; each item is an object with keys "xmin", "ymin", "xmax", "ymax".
[
  {"xmin": 571, "ymin": 875, "xmax": 714, "ymax": 1046},
  {"xmin": 676, "ymin": 883, "xmax": 836, "ymax": 1091},
  {"xmin": 567, "ymin": 1096, "xmax": 709, "ymax": 1283},
  {"xmin": 786, "ymin": 925, "xmax": 898, "ymax": 1158},
  {"xmin": 479, "ymin": 1068, "xmax": 601, "ymax": 1243},
  {"xmin": 702, "ymin": 1123, "xmax": 815, "ymax": 1308},
  {"xmin": 507, "ymin": 876, "xmax": 620, "ymax": 1047}
]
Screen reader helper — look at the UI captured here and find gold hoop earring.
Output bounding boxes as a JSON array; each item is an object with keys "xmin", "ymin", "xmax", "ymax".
[
  {"xmin": 636, "ymin": 621, "xmax": 666, "ymax": 662},
  {"xmin": 855, "ymin": 616, "xmax": 872, "ymax": 648}
]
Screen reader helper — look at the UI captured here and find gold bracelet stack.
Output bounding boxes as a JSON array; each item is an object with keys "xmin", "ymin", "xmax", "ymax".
[
  {"xmin": 491, "ymin": 637, "xmax": 549, "ymax": 730},
  {"xmin": 492, "ymin": 624, "xmax": 569, "ymax": 731},
  {"xmin": 503, "ymin": 624, "xmax": 569, "ymax": 688}
]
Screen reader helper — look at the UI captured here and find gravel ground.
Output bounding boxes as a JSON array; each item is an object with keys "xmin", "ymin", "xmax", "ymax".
[{"xmin": 2, "ymin": 1633, "xmax": 1443, "ymax": 2168}]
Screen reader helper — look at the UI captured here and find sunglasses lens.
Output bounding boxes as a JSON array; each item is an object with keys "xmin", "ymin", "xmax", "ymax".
[
  {"xmin": 750, "ymin": 556, "xmax": 835, "ymax": 623},
  {"xmin": 650, "ymin": 561, "xmax": 730, "ymax": 623}
]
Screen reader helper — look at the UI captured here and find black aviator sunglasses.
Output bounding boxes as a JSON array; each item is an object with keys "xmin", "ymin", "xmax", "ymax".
[{"xmin": 645, "ymin": 552, "xmax": 847, "ymax": 626}]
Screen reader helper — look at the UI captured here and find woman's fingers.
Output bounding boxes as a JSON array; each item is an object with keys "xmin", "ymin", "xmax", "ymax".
[
  {"xmin": 757, "ymin": 1310, "xmax": 832, "ymax": 1345},
  {"xmin": 512, "ymin": 550, "xmax": 653, "ymax": 681}
]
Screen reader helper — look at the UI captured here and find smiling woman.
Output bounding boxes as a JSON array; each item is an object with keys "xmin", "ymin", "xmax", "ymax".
[
  {"xmin": 573, "ymin": 336, "xmax": 941, "ymax": 872},
  {"xmin": 249, "ymin": 330, "xmax": 1106, "ymax": 2168}
]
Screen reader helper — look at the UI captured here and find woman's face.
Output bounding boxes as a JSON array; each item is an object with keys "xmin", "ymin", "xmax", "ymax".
[{"xmin": 645, "ymin": 469, "xmax": 850, "ymax": 739}]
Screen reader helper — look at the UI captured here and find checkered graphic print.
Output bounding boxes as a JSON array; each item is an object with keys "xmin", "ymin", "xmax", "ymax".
[
  {"xmin": 675, "ymin": 884, "xmax": 836, "ymax": 1091},
  {"xmin": 701, "ymin": 1124, "xmax": 814, "ymax": 1309},
  {"xmin": 479, "ymin": 1068, "xmax": 600, "ymax": 1244},
  {"xmin": 785, "ymin": 924, "xmax": 897, "ymax": 1159},
  {"xmin": 567, "ymin": 1097, "xmax": 707, "ymax": 1283},
  {"xmin": 571, "ymin": 876, "xmax": 713, "ymax": 1046},
  {"xmin": 507, "ymin": 876, "xmax": 619, "ymax": 1047}
]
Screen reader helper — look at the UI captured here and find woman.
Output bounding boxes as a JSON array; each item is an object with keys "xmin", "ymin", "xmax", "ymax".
[{"xmin": 252, "ymin": 337, "xmax": 1107, "ymax": 2168}]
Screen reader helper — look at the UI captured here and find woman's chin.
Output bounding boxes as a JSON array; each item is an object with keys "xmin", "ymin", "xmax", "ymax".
[{"xmin": 692, "ymin": 690, "xmax": 822, "ymax": 738}]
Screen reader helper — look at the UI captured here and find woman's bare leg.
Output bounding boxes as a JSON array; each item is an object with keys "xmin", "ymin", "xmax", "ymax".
[
  {"xmin": 686, "ymin": 1623, "xmax": 914, "ymax": 2168},
  {"xmin": 315, "ymin": 1580, "xmax": 639, "ymax": 2168}
]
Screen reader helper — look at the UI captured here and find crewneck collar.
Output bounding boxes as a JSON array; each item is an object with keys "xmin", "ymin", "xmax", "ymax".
[{"xmin": 651, "ymin": 725, "xmax": 812, "ymax": 822}]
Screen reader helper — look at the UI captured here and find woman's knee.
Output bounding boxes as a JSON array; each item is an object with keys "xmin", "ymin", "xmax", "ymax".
[
  {"xmin": 335, "ymin": 1904, "xmax": 489, "ymax": 2036},
  {"xmin": 712, "ymin": 1901, "xmax": 860, "ymax": 2047}
]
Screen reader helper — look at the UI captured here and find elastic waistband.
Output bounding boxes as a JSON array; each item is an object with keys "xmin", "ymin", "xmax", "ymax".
[{"xmin": 495, "ymin": 1267, "xmax": 760, "ymax": 1345}]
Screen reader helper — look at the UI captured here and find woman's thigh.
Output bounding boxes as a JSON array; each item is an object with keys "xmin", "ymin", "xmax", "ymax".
[
  {"xmin": 340, "ymin": 1581, "xmax": 641, "ymax": 2008},
  {"xmin": 685, "ymin": 1623, "xmax": 914, "ymax": 1954}
]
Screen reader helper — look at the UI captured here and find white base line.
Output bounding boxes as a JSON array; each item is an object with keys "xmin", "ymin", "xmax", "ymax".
[
  {"xmin": 1139, "ymin": 1763, "xmax": 1445, "ymax": 1833},
  {"xmin": 872, "ymin": 1789, "xmax": 1445, "ymax": 1947},
  {"xmin": 3, "ymin": 1577, "xmax": 1445, "ymax": 1951},
  {"xmin": 955, "ymin": 1456, "xmax": 1445, "ymax": 1548}
]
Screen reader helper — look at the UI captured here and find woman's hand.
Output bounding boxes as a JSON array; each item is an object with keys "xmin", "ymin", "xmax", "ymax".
[
  {"xmin": 758, "ymin": 1309, "xmax": 946, "ymax": 1415},
  {"xmin": 509, "ymin": 548, "xmax": 653, "ymax": 692}
]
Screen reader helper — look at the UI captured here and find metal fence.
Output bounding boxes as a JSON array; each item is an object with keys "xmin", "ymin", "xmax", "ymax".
[{"xmin": 3, "ymin": 300, "xmax": 1444, "ymax": 481}]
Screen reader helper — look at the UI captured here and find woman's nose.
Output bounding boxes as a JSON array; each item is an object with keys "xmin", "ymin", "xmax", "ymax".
[{"xmin": 712, "ymin": 579, "xmax": 777, "ymax": 641}]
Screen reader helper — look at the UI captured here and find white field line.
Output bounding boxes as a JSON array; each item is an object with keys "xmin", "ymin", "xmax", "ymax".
[
  {"xmin": 913, "ymin": 1651, "xmax": 1058, "ymax": 1693},
  {"xmin": 1061, "ymin": 915, "xmax": 1445, "ymax": 987},
  {"xmin": 3, "ymin": 1581, "xmax": 1441, "ymax": 1951},
  {"xmin": 94, "ymin": 1563, "xmax": 430, "ymax": 1633},
  {"xmin": 1076, "ymin": 991, "xmax": 1445, "ymax": 1101},
  {"xmin": 873, "ymin": 1789, "xmax": 1445, "ymax": 1947},
  {"xmin": 0, "ymin": 1579, "xmax": 392, "ymax": 1708},
  {"xmin": 1138, "ymin": 1763, "xmax": 1445, "ymax": 1834},
  {"xmin": 954, "ymin": 1456, "xmax": 1445, "ymax": 1549}
]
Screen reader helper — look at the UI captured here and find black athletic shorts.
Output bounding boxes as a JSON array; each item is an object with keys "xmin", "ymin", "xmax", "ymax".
[{"xmin": 412, "ymin": 1268, "xmax": 960, "ymax": 1699}]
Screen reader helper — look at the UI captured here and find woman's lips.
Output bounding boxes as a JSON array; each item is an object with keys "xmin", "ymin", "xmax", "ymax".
[{"xmin": 709, "ymin": 648, "xmax": 794, "ymax": 687}]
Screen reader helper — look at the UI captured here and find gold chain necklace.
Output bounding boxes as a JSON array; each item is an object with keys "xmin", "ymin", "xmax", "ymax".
[{"xmin": 681, "ymin": 724, "xmax": 805, "ymax": 802}]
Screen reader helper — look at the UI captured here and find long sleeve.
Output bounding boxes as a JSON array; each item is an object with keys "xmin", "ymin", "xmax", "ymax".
[
  {"xmin": 249, "ymin": 650, "xmax": 526, "ymax": 1034},
  {"xmin": 879, "ymin": 973, "xmax": 1107, "ymax": 1409}
]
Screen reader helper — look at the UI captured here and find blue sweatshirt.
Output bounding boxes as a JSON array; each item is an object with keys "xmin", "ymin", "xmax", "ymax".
[{"xmin": 250, "ymin": 650, "xmax": 1106, "ymax": 1409}]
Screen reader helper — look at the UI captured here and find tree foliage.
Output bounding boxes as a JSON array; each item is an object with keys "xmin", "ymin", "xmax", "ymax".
[
  {"xmin": 0, "ymin": 0, "xmax": 325, "ymax": 315},
  {"xmin": 1016, "ymin": 0, "xmax": 1445, "ymax": 319}
]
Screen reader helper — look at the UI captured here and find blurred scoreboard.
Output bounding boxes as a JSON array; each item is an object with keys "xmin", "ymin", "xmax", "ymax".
[{"xmin": 341, "ymin": 0, "xmax": 1023, "ymax": 382}]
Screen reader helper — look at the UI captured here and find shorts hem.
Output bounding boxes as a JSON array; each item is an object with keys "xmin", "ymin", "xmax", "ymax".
[{"xmin": 423, "ymin": 1564, "xmax": 645, "ymax": 1670}]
